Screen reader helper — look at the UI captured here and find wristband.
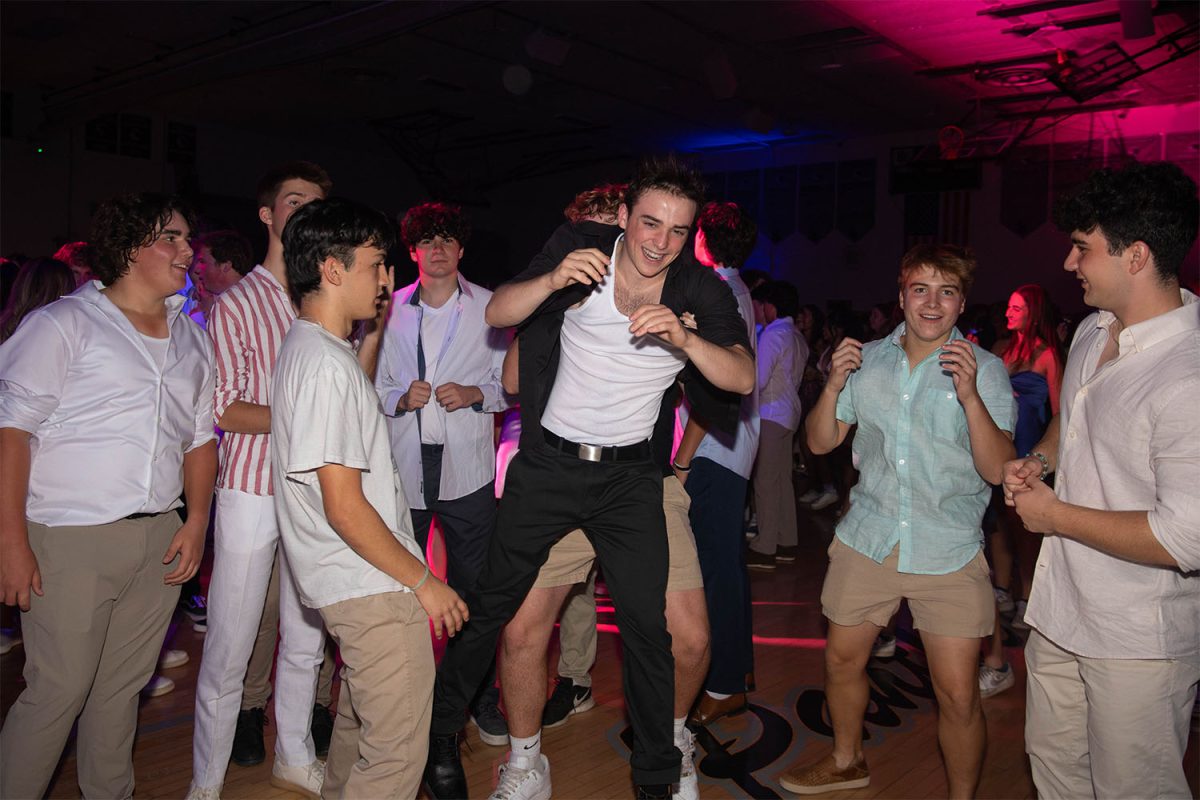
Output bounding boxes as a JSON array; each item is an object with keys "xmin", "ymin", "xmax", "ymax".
[
  {"xmin": 1028, "ymin": 451, "xmax": 1050, "ymax": 481},
  {"xmin": 671, "ymin": 460, "xmax": 691, "ymax": 472},
  {"xmin": 410, "ymin": 562, "xmax": 431, "ymax": 591}
]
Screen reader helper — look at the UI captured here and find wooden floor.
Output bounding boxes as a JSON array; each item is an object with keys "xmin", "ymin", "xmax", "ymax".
[{"xmin": 2, "ymin": 503, "xmax": 1197, "ymax": 800}]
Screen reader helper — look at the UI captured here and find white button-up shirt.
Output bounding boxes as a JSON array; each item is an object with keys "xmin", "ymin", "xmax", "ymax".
[
  {"xmin": 757, "ymin": 316, "xmax": 809, "ymax": 431},
  {"xmin": 375, "ymin": 276, "xmax": 510, "ymax": 509},
  {"xmin": 676, "ymin": 267, "xmax": 760, "ymax": 479},
  {"xmin": 1027, "ymin": 290, "xmax": 1200, "ymax": 659},
  {"xmin": 0, "ymin": 282, "xmax": 215, "ymax": 526}
]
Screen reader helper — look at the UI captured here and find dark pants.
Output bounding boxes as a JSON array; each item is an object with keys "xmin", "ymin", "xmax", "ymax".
[
  {"xmin": 687, "ymin": 457, "xmax": 754, "ymax": 694},
  {"xmin": 411, "ymin": 444, "xmax": 499, "ymax": 707},
  {"xmin": 432, "ymin": 443, "xmax": 681, "ymax": 786}
]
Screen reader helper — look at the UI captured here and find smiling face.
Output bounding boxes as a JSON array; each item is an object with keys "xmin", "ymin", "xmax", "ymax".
[
  {"xmin": 410, "ymin": 234, "xmax": 463, "ymax": 281},
  {"xmin": 124, "ymin": 210, "xmax": 194, "ymax": 298},
  {"xmin": 1064, "ymin": 226, "xmax": 1128, "ymax": 312},
  {"xmin": 898, "ymin": 265, "xmax": 966, "ymax": 348},
  {"xmin": 1005, "ymin": 291, "xmax": 1028, "ymax": 332},
  {"xmin": 617, "ymin": 189, "xmax": 697, "ymax": 279}
]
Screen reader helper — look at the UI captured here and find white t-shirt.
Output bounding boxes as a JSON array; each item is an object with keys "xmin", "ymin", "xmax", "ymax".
[
  {"xmin": 418, "ymin": 297, "xmax": 455, "ymax": 445},
  {"xmin": 271, "ymin": 320, "xmax": 424, "ymax": 609},
  {"xmin": 541, "ymin": 236, "xmax": 687, "ymax": 446}
]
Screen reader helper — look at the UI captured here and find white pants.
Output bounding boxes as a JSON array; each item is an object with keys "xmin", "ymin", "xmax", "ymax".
[
  {"xmin": 191, "ymin": 490, "xmax": 326, "ymax": 790},
  {"xmin": 1025, "ymin": 629, "xmax": 1199, "ymax": 800}
]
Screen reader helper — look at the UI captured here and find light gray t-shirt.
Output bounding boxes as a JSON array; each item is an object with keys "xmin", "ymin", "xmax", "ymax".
[{"xmin": 271, "ymin": 319, "xmax": 424, "ymax": 609}]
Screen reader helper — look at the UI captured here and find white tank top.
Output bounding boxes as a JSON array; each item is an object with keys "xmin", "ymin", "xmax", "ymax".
[{"xmin": 541, "ymin": 240, "xmax": 687, "ymax": 446}]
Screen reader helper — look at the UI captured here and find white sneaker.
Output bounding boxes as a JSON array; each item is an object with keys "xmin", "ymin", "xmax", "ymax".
[
  {"xmin": 979, "ymin": 663, "xmax": 1016, "ymax": 698},
  {"xmin": 871, "ymin": 633, "xmax": 896, "ymax": 658},
  {"xmin": 0, "ymin": 631, "xmax": 21, "ymax": 656},
  {"xmin": 142, "ymin": 674, "xmax": 175, "ymax": 697},
  {"xmin": 809, "ymin": 490, "xmax": 839, "ymax": 511},
  {"xmin": 270, "ymin": 759, "xmax": 325, "ymax": 800},
  {"xmin": 158, "ymin": 648, "xmax": 189, "ymax": 669},
  {"xmin": 185, "ymin": 783, "xmax": 221, "ymax": 800},
  {"xmin": 797, "ymin": 489, "xmax": 822, "ymax": 505},
  {"xmin": 673, "ymin": 728, "xmax": 698, "ymax": 800},
  {"xmin": 489, "ymin": 753, "xmax": 551, "ymax": 800}
]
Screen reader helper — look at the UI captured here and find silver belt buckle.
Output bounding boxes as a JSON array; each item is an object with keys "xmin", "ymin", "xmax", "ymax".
[{"xmin": 577, "ymin": 443, "xmax": 604, "ymax": 462}]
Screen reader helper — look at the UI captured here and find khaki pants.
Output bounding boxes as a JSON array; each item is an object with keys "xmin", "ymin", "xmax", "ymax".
[
  {"xmin": 751, "ymin": 420, "xmax": 798, "ymax": 555},
  {"xmin": 319, "ymin": 591, "xmax": 434, "ymax": 800},
  {"xmin": 243, "ymin": 552, "xmax": 337, "ymax": 710},
  {"xmin": 1025, "ymin": 630, "xmax": 1200, "ymax": 799},
  {"xmin": 0, "ymin": 515, "xmax": 180, "ymax": 800}
]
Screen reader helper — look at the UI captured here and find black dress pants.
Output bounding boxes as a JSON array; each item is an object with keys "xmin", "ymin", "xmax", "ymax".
[{"xmin": 431, "ymin": 443, "xmax": 682, "ymax": 786}]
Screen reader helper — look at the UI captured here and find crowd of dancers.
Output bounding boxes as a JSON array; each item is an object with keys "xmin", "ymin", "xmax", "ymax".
[{"xmin": 0, "ymin": 156, "xmax": 1196, "ymax": 800}]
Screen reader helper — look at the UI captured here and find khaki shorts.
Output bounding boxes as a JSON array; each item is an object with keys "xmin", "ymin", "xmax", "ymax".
[
  {"xmin": 820, "ymin": 537, "xmax": 994, "ymax": 639},
  {"xmin": 533, "ymin": 476, "xmax": 703, "ymax": 592}
]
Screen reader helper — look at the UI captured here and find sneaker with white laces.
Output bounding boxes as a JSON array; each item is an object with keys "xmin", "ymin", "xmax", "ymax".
[
  {"xmin": 142, "ymin": 674, "xmax": 175, "ymax": 697},
  {"xmin": 270, "ymin": 759, "xmax": 325, "ymax": 800},
  {"xmin": 158, "ymin": 648, "xmax": 189, "ymax": 669},
  {"xmin": 993, "ymin": 586, "xmax": 1015, "ymax": 613},
  {"xmin": 489, "ymin": 753, "xmax": 551, "ymax": 800},
  {"xmin": 979, "ymin": 662, "xmax": 1016, "ymax": 698},
  {"xmin": 673, "ymin": 728, "xmax": 698, "ymax": 800},
  {"xmin": 185, "ymin": 783, "xmax": 221, "ymax": 800}
]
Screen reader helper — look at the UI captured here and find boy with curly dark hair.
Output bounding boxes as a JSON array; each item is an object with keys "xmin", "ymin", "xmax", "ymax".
[{"xmin": 0, "ymin": 193, "xmax": 217, "ymax": 800}]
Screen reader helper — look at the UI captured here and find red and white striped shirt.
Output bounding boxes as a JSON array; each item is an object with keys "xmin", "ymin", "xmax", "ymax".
[{"xmin": 209, "ymin": 265, "xmax": 295, "ymax": 495}]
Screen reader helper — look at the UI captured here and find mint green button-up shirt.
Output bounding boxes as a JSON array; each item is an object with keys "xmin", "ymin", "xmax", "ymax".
[{"xmin": 834, "ymin": 324, "xmax": 1016, "ymax": 575}]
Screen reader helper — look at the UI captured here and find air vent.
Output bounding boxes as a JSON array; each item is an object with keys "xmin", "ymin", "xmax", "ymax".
[{"xmin": 974, "ymin": 65, "xmax": 1051, "ymax": 87}]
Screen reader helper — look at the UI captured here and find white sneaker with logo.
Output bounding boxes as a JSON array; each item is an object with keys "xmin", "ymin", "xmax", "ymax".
[
  {"xmin": 489, "ymin": 753, "xmax": 551, "ymax": 800},
  {"xmin": 673, "ymin": 727, "xmax": 699, "ymax": 800}
]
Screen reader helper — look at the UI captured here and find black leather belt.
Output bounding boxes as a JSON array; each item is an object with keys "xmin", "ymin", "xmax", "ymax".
[
  {"xmin": 125, "ymin": 511, "xmax": 166, "ymax": 520},
  {"xmin": 543, "ymin": 428, "xmax": 651, "ymax": 463}
]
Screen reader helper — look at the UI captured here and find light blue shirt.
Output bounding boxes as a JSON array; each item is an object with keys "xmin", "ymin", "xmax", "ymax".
[
  {"xmin": 677, "ymin": 267, "xmax": 760, "ymax": 479},
  {"xmin": 834, "ymin": 324, "xmax": 1015, "ymax": 574}
]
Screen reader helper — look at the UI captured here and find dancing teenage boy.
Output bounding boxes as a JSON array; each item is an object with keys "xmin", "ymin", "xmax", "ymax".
[
  {"xmin": 781, "ymin": 244, "xmax": 1014, "ymax": 798},
  {"xmin": 272, "ymin": 198, "xmax": 469, "ymax": 798},
  {"xmin": 425, "ymin": 156, "xmax": 753, "ymax": 800}
]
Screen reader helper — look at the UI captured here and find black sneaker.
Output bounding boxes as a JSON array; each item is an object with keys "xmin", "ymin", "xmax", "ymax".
[
  {"xmin": 470, "ymin": 689, "xmax": 508, "ymax": 746},
  {"xmin": 635, "ymin": 784, "xmax": 671, "ymax": 799},
  {"xmin": 180, "ymin": 593, "xmax": 207, "ymax": 632},
  {"xmin": 311, "ymin": 703, "xmax": 334, "ymax": 759},
  {"xmin": 745, "ymin": 548, "xmax": 777, "ymax": 571},
  {"xmin": 231, "ymin": 707, "xmax": 267, "ymax": 766},
  {"xmin": 775, "ymin": 545, "xmax": 799, "ymax": 563},
  {"xmin": 542, "ymin": 676, "xmax": 596, "ymax": 728},
  {"xmin": 423, "ymin": 731, "xmax": 468, "ymax": 799}
]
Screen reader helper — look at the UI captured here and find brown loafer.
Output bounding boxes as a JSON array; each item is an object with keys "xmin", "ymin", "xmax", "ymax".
[{"xmin": 687, "ymin": 692, "xmax": 748, "ymax": 727}]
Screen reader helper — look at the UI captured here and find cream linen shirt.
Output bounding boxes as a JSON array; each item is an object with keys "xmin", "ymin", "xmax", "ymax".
[{"xmin": 1026, "ymin": 290, "xmax": 1200, "ymax": 659}]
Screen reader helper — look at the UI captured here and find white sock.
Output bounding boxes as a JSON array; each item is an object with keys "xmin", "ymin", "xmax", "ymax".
[
  {"xmin": 509, "ymin": 732, "xmax": 541, "ymax": 768},
  {"xmin": 706, "ymin": 690, "xmax": 732, "ymax": 700},
  {"xmin": 673, "ymin": 717, "xmax": 687, "ymax": 744}
]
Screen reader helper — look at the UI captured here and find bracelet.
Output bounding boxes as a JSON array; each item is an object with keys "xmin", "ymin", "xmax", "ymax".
[
  {"xmin": 1028, "ymin": 451, "xmax": 1050, "ymax": 481},
  {"xmin": 410, "ymin": 562, "xmax": 431, "ymax": 591},
  {"xmin": 671, "ymin": 460, "xmax": 691, "ymax": 472}
]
